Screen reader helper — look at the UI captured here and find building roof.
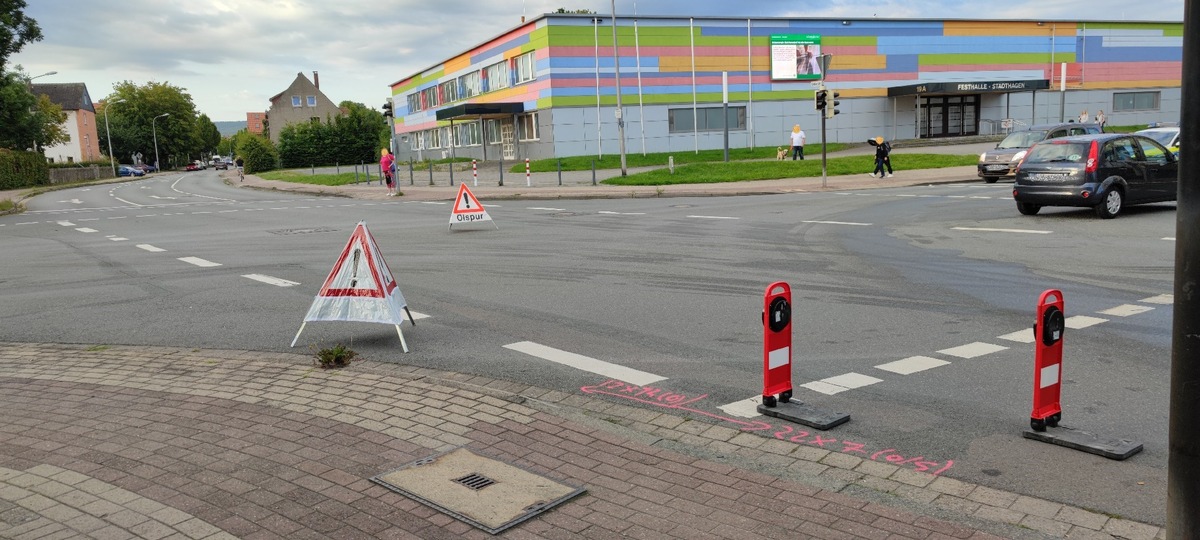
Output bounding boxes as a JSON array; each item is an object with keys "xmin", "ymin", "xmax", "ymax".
[{"xmin": 31, "ymin": 82, "xmax": 94, "ymax": 113}]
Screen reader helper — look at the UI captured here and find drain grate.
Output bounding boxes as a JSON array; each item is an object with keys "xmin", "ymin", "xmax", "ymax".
[{"xmin": 453, "ymin": 473, "xmax": 496, "ymax": 490}]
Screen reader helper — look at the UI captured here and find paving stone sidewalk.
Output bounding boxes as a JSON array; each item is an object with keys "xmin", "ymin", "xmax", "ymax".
[{"xmin": 0, "ymin": 343, "xmax": 1165, "ymax": 539}]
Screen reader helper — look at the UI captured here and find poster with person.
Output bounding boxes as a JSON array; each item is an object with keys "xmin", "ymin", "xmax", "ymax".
[{"xmin": 770, "ymin": 34, "xmax": 822, "ymax": 80}]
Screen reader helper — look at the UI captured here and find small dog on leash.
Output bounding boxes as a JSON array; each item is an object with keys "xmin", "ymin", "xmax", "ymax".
[{"xmin": 776, "ymin": 147, "xmax": 788, "ymax": 160}]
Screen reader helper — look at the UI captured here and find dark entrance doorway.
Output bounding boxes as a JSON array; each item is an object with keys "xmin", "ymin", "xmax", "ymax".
[{"xmin": 920, "ymin": 95, "xmax": 979, "ymax": 138}]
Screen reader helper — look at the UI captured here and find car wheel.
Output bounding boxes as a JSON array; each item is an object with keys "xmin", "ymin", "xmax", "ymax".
[
  {"xmin": 1095, "ymin": 188, "xmax": 1123, "ymax": 219},
  {"xmin": 1016, "ymin": 202, "xmax": 1041, "ymax": 215},
  {"xmin": 984, "ymin": 176, "xmax": 999, "ymax": 184}
]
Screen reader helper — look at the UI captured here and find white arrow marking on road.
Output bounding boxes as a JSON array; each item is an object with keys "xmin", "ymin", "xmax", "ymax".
[
  {"xmin": 503, "ymin": 341, "xmax": 666, "ymax": 386},
  {"xmin": 952, "ymin": 227, "xmax": 1051, "ymax": 234},
  {"xmin": 178, "ymin": 257, "xmax": 221, "ymax": 267},
  {"xmin": 136, "ymin": 244, "xmax": 166, "ymax": 252},
  {"xmin": 242, "ymin": 274, "xmax": 300, "ymax": 287}
]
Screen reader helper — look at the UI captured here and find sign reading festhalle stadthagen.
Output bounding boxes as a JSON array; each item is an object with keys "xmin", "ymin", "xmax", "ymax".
[{"xmin": 887, "ymin": 79, "xmax": 1051, "ymax": 96}]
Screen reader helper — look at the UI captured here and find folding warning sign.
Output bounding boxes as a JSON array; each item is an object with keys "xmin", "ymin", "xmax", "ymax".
[
  {"xmin": 449, "ymin": 183, "xmax": 498, "ymax": 230},
  {"xmin": 291, "ymin": 221, "xmax": 416, "ymax": 352}
]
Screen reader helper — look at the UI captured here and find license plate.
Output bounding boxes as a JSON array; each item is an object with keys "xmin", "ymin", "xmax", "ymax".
[{"xmin": 986, "ymin": 165, "xmax": 1008, "ymax": 171}]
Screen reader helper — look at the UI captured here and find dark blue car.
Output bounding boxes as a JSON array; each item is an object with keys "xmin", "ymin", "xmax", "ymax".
[
  {"xmin": 117, "ymin": 165, "xmax": 145, "ymax": 177},
  {"xmin": 1012, "ymin": 134, "xmax": 1177, "ymax": 218}
]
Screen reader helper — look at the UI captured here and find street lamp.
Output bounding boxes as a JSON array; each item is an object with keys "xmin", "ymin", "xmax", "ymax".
[
  {"xmin": 103, "ymin": 99, "xmax": 126, "ymax": 177},
  {"xmin": 152, "ymin": 113, "xmax": 169, "ymax": 172}
]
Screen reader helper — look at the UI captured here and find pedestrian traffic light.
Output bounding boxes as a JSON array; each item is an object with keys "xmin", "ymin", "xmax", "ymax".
[
  {"xmin": 382, "ymin": 99, "xmax": 394, "ymax": 119},
  {"xmin": 815, "ymin": 89, "xmax": 827, "ymax": 112},
  {"xmin": 825, "ymin": 91, "xmax": 841, "ymax": 119}
]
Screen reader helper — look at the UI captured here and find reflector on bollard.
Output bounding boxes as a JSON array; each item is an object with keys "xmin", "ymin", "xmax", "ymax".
[
  {"xmin": 761, "ymin": 282, "xmax": 793, "ymax": 407},
  {"xmin": 1030, "ymin": 289, "xmax": 1065, "ymax": 432}
]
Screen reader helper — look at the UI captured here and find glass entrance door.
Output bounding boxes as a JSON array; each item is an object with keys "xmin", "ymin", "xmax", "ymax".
[{"xmin": 920, "ymin": 95, "xmax": 980, "ymax": 138}]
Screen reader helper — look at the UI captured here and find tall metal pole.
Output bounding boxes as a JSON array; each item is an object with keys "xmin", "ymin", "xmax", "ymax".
[
  {"xmin": 103, "ymin": 99, "xmax": 125, "ymax": 177},
  {"xmin": 1168, "ymin": 4, "xmax": 1200, "ymax": 537},
  {"xmin": 152, "ymin": 113, "xmax": 169, "ymax": 172},
  {"xmin": 611, "ymin": 1, "xmax": 627, "ymax": 177},
  {"xmin": 722, "ymin": 71, "xmax": 729, "ymax": 162}
]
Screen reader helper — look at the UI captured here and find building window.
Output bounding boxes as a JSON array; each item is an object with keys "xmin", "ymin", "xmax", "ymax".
[
  {"xmin": 515, "ymin": 51, "xmax": 536, "ymax": 84},
  {"xmin": 485, "ymin": 61, "xmax": 509, "ymax": 92},
  {"xmin": 311, "ymin": 117, "xmax": 320, "ymax": 123},
  {"xmin": 1113, "ymin": 91, "xmax": 1160, "ymax": 112},
  {"xmin": 485, "ymin": 119, "xmax": 501, "ymax": 143},
  {"xmin": 439, "ymin": 80, "xmax": 458, "ymax": 104},
  {"xmin": 455, "ymin": 123, "xmax": 481, "ymax": 146},
  {"xmin": 421, "ymin": 87, "xmax": 438, "ymax": 109},
  {"xmin": 291, "ymin": 95, "xmax": 301, "ymax": 107},
  {"xmin": 458, "ymin": 71, "xmax": 482, "ymax": 99},
  {"xmin": 517, "ymin": 112, "xmax": 538, "ymax": 141},
  {"xmin": 668, "ymin": 106, "xmax": 747, "ymax": 133},
  {"xmin": 407, "ymin": 93, "xmax": 421, "ymax": 113},
  {"xmin": 427, "ymin": 128, "xmax": 442, "ymax": 149},
  {"xmin": 307, "ymin": 95, "xmax": 316, "ymax": 107}
]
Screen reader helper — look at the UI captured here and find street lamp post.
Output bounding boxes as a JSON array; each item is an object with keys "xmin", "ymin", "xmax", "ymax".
[
  {"xmin": 26, "ymin": 71, "xmax": 57, "ymax": 153},
  {"xmin": 103, "ymin": 99, "xmax": 125, "ymax": 177},
  {"xmin": 152, "ymin": 113, "xmax": 169, "ymax": 172}
]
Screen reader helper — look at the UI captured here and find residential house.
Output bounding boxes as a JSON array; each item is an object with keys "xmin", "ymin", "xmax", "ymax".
[
  {"xmin": 246, "ymin": 112, "xmax": 266, "ymax": 136},
  {"xmin": 31, "ymin": 82, "xmax": 102, "ymax": 163},
  {"xmin": 263, "ymin": 71, "xmax": 342, "ymax": 144}
]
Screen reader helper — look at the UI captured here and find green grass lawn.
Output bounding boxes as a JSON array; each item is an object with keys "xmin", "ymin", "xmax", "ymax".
[
  {"xmin": 602, "ymin": 153, "xmax": 978, "ymax": 186},
  {"xmin": 0, "ymin": 199, "xmax": 14, "ymax": 213},
  {"xmin": 512, "ymin": 144, "xmax": 851, "ymax": 173},
  {"xmin": 257, "ymin": 170, "xmax": 383, "ymax": 186}
]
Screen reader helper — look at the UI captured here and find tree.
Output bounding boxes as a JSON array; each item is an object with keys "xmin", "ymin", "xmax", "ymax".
[
  {"xmin": 236, "ymin": 134, "xmax": 278, "ymax": 174},
  {"xmin": 192, "ymin": 113, "xmax": 221, "ymax": 158},
  {"xmin": 0, "ymin": 68, "xmax": 66, "ymax": 151},
  {"xmin": 102, "ymin": 81, "xmax": 199, "ymax": 168},
  {"xmin": 0, "ymin": 1, "xmax": 42, "ymax": 72},
  {"xmin": 276, "ymin": 102, "xmax": 387, "ymax": 169}
]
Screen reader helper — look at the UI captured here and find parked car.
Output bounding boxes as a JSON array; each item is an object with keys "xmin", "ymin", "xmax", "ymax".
[
  {"xmin": 1012, "ymin": 134, "xmax": 1177, "ymax": 219},
  {"xmin": 1134, "ymin": 126, "xmax": 1180, "ymax": 155},
  {"xmin": 117, "ymin": 165, "xmax": 145, "ymax": 177},
  {"xmin": 134, "ymin": 164, "xmax": 157, "ymax": 173},
  {"xmin": 214, "ymin": 160, "xmax": 229, "ymax": 170},
  {"xmin": 184, "ymin": 163, "xmax": 201, "ymax": 171},
  {"xmin": 978, "ymin": 122, "xmax": 1102, "ymax": 183}
]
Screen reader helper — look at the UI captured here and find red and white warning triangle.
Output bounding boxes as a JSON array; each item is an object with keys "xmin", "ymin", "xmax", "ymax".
[
  {"xmin": 291, "ymin": 220, "xmax": 415, "ymax": 351},
  {"xmin": 449, "ymin": 183, "xmax": 497, "ymax": 229}
]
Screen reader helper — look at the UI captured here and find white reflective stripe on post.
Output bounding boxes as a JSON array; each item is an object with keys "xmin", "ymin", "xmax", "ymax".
[
  {"xmin": 768, "ymin": 347, "xmax": 789, "ymax": 369},
  {"xmin": 1040, "ymin": 363, "xmax": 1060, "ymax": 389},
  {"xmin": 472, "ymin": 159, "xmax": 478, "ymax": 187},
  {"xmin": 526, "ymin": 158, "xmax": 531, "ymax": 187}
]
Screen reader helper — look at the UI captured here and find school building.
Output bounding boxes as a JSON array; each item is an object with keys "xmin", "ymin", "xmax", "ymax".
[{"xmin": 386, "ymin": 15, "xmax": 1182, "ymax": 162}]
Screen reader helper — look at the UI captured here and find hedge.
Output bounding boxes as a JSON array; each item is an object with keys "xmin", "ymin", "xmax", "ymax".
[{"xmin": 0, "ymin": 149, "xmax": 50, "ymax": 190}]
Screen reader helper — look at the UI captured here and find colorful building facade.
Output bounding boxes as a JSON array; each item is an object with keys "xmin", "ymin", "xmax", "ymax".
[{"xmin": 388, "ymin": 15, "xmax": 1182, "ymax": 162}]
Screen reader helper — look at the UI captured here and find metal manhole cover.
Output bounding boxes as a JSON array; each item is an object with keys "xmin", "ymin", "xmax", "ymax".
[
  {"xmin": 371, "ymin": 447, "xmax": 585, "ymax": 534},
  {"xmin": 266, "ymin": 227, "xmax": 339, "ymax": 236}
]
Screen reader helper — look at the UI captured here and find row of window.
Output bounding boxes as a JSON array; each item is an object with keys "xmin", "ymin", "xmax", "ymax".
[
  {"xmin": 406, "ymin": 51, "xmax": 537, "ymax": 114},
  {"xmin": 408, "ymin": 113, "xmax": 539, "ymax": 150},
  {"xmin": 291, "ymin": 95, "xmax": 318, "ymax": 107},
  {"xmin": 1113, "ymin": 91, "xmax": 1159, "ymax": 112}
]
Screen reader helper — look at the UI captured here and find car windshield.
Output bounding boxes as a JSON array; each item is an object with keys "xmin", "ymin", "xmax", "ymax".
[
  {"xmin": 1024, "ymin": 142, "xmax": 1089, "ymax": 164},
  {"xmin": 998, "ymin": 130, "xmax": 1049, "ymax": 149},
  {"xmin": 1138, "ymin": 130, "xmax": 1177, "ymax": 147}
]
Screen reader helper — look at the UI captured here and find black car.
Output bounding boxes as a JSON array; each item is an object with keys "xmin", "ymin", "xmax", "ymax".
[{"xmin": 1012, "ymin": 134, "xmax": 1177, "ymax": 218}]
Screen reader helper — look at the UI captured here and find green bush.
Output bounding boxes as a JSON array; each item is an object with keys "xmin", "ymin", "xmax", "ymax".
[
  {"xmin": 48, "ymin": 159, "xmax": 110, "ymax": 169},
  {"xmin": 0, "ymin": 149, "xmax": 51, "ymax": 190},
  {"xmin": 237, "ymin": 134, "xmax": 279, "ymax": 174}
]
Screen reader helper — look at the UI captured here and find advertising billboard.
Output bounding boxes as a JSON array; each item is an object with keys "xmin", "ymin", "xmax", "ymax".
[{"xmin": 770, "ymin": 34, "xmax": 822, "ymax": 81}]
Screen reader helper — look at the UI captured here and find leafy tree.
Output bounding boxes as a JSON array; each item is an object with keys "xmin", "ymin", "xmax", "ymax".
[
  {"xmin": 0, "ymin": 69, "xmax": 66, "ymax": 151},
  {"xmin": 102, "ymin": 81, "xmax": 199, "ymax": 168},
  {"xmin": 0, "ymin": 1, "xmax": 42, "ymax": 72},
  {"xmin": 277, "ymin": 101, "xmax": 388, "ymax": 169},
  {"xmin": 236, "ymin": 134, "xmax": 277, "ymax": 174},
  {"xmin": 192, "ymin": 113, "xmax": 221, "ymax": 158}
]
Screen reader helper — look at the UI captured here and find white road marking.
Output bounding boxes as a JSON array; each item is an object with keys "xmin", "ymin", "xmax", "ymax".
[
  {"xmin": 1141, "ymin": 294, "xmax": 1173, "ymax": 305},
  {"xmin": 1066, "ymin": 315, "xmax": 1107, "ymax": 329},
  {"xmin": 1163, "ymin": 237, "xmax": 1175, "ymax": 241},
  {"xmin": 135, "ymin": 214, "xmax": 157, "ymax": 218},
  {"xmin": 108, "ymin": 216, "xmax": 127, "ymax": 219},
  {"xmin": 800, "ymin": 380, "xmax": 851, "ymax": 395},
  {"xmin": 802, "ymin": 220, "xmax": 872, "ymax": 226},
  {"xmin": 875, "ymin": 356, "xmax": 951, "ymax": 375},
  {"xmin": 502, "ymin": 341, "xmax": 666, "ymax": 386},
  {"xmin": 1099, "ymin": 304, "xmax": 1154, "ymax": 317},
  {"xmin": 407, "ymin": 310, "xmax": 430, "ymax": 320},
  {"xmin": 421, "ymin": 202, "xmax": 448, "ymax": 205},
  {"xmin": 952, "ymin": 227, "xmax": 1051, "ymax": 234},
  {"xmin": 717, "ymin": 396, "xmax": 764, "ymax": 419},
  {"xmin": 56, "ymin": 220, "xmax": 75, "ymax": 227},
  {"xmin": 528, "ymin": 207, "xmax": 565, "ymax": 211},
  {"xmin": 217, "ymin": 210, "xmax": 238, "ymax": 213},
  {"xmin": 946, "ymin": 195, "xmax": 967, "ymax": 199},
  {"xmin": 687, "ymin": 215, "xmax": 740, "ymax": 220},
  {"xmin": 598, "ymin": 211, "xmax": 646, "ymax": 215},
  {"xmin": 242, "ymin": 274, "xmax": 300, "ymax": 287},
  {"xmin": 75, "ymin": 227, "xmax": 98, "ymax": 233},
  {"xmin": 148, "ymin": 196, "xmax": 177, "ymax": 200},
  {"xmin": 937, "ymin": 342, "xmax": 1008, "ymax": 359},
  {"xmin": 15, "ymin": 222, "xmax": 38, "ymax": 226},
  {"xmin": 191, "ymin": 211, "xmax": 212, "ymax": 215},
  {"xmin": 177, "ymin": 257, "xmax": 222, "ymax": 267},
  {"xmin": 106, "ymin": 236, "xmax": 128, "ymax": 242},
  {"xmin": 136, "ymin": 244, "xmax": 166, "ymax": 252},
  {"xmin": 79, "ymin": 218, "xmax": 99, "ymax": 221},
  {"xmin": 997, "ymin": 329, "xmax": 1035, "ymax": 343},
  {"xmin": 896, "ymin": 194, "xmax": 918, "ymax": 197},
  {"xmin": 801, "ymin": 372, "xmax": 883, "ymax": 395},
  {"xmin": 969, "ymin": 196, "xmax": 992, "ymax": 199},
  {"xmin": 112, "ymin": 196, "xmax": 143, "ymax": 207}
]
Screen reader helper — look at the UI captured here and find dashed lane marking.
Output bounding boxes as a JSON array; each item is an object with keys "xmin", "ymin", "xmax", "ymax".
[
  {"xmin": 951, "ymin": 226, "xmax": 1051, "ymax": 234},
  {"xmin": 1163, "ymin": 237, "xmax": 1176, "ymax": 241},
  {"xmin": 937, "ymin": 342, "xmax": 1008, "ymax": 359},
  {"xmin": 242, "ymin": 274, "xmax": 300, "ymax": 287},
  {"xmin": 1066, "ymin": 315, "xmax": 1107, "ymax": 329},
  {"xmin": 136, "ymin": 244, "xmax": 166, "ymax": 252},
  {"xmin": 177, "ymin": 257, "xmax": 222, "ymax": 268},
  {"xmin": 74, "ymin": 227, "xmax": 98, "ymax": 233},
  {"xmin": 503, "ymin": 341, "xmax": 666, "ymax": 387},
  {"xmin": 1141, "ymin": 294, "xmax": 1173, "ymax": 304},
  {"xmin": 687, "ymin": 215, "xmax": 740, "ymax": 220},
  {"xmin": 875, "ymin": 356, "xmax": 951, "ymax": 375},
  {"xmin": 801, "ymin": 372, "xmax": 883, "ymax": 395},
  {"xmin": 528, "ymin": 207, "xmax": 566, "ymax": 211},
  {"xmin": 717, "ymin": 396, "xmax": 765, "ymax": 419},
  {"xmin": 1099, "ymin": 304, "xmax": 1155, "ymax": 317},
  {"xmin": 802, "ymin": 220, "xmax": 872, "ymax": 226},
  {"xmin": 997, "ymin": 329, "xmax": 1035, "ymax": 343},
  {"xmin": 55, "ymin": 220, "xmax": 75, "ymax": 227},
  {"xmin": 105, "ymin": 235, "xmax": 128, "ymax": 242}
]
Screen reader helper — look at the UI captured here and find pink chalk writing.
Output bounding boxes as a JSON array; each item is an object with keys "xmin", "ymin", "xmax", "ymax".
[{"xmin": 581, "ymin": 379, "xmax": 954, "ymax": 475}]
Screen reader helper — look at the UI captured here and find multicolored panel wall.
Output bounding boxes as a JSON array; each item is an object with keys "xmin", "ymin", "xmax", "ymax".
[{"xmin": 389, "ymin": 16, "xmax": 1181, "ymax": 132}]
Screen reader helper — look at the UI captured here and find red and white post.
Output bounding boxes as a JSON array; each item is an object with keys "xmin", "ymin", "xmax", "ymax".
[
  {"xmin": 525, "ymin": 158, "xmax": 531, "ymax": 187},
  {"xmin": 761, "ymin": 281, "xmax": 793, "ymax": 407},
  {"xmin": 1031, "ymin": 289, "xmax": 1065, "ymax": 431},
  {"xmin": 472, "ymin": 159, "xmax": 478, "ymax": 187}
]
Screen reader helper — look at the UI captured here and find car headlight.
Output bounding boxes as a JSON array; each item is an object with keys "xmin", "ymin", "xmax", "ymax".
[
  {"xmin": 1012, "ymin": 150, "xmax": 1027, "ymax": 162},
  {"xmin": 979, "ymin": 152, "xmax": 987, "ymax": 162}
]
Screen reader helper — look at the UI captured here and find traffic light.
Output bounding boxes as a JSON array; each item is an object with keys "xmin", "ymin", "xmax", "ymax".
[
  {"xmin": 825, "ymin": 91, "xmax": 841, "ymax": 119},
  {"xmin": 814, "ymin": 89, "xmax": 827, "ymax": 112},
  {"xmin": 382, "ymin": 99, "xmax": 394, "ymax": 118}
]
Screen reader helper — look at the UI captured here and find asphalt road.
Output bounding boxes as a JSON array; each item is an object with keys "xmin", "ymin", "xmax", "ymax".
[{"xmin": 0, "ymin": 169, "xmax": 1175, "ymax": 525}]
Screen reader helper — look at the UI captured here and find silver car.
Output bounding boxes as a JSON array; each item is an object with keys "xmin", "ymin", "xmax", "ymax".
[{"xmin": 978, "ymin": 122, "xmax": 1102, "ymax": 183}]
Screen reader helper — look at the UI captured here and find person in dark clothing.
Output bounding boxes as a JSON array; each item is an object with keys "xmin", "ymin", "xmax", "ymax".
[{"xmin": 868, "ymin": 136, "xmax": 893, "ymax": 178}]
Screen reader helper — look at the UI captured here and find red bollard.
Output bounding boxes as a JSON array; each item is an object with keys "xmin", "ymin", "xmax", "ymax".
[
  {"xmin": 761, "ymin": 282, "xmax": 792, "ymax": 407},
  {"xmin": 1030, "ymin": 289, "xmax": 1066, "ymax": 432},
  {"xmin": 472, "ymin": 159, "xmax": 478, "ymax": 187},
  {"xmin": 525, "ymin": 158, "xmax": 531, "ymax": 187}
]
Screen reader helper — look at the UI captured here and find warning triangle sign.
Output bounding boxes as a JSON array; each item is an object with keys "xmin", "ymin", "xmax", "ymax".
[
  {"xmin": 449, "ymin": 183, "xmax": 497, "ymax": 230},
  {"xmin": 291, "ymin": 221, "xmax": 415, "ymax": 351}
]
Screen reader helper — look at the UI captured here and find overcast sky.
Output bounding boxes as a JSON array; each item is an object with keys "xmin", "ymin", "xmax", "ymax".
[{"xmin": 11, "ymin": 1, "xmax": 1185, "ymax": 122}]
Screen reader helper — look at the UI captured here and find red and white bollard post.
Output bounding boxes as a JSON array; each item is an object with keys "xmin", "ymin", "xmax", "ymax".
[
  {"xmin": 1030, "ymin": 289, "xmax": 1065, "ymax": 432},
  {"xmin": 525, "ymin": 158, "xmax": 531, "ymax": 187},
  {"xmin": 472, "ymin": 159, "xmax": 478, "ymax": 187},
  {"xmin": 761, "ymin": 281, "xmax": 793, "ymax": 407}
]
